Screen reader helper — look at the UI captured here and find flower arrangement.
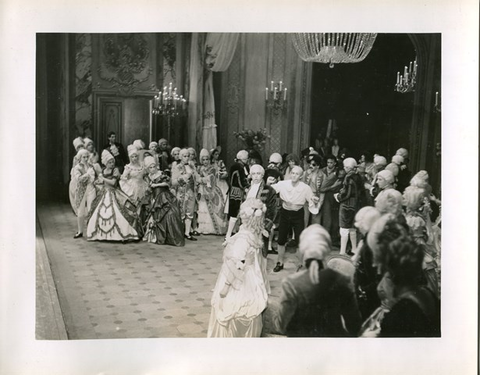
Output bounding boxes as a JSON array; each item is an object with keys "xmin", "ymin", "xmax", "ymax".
[{"xmin": 233, "ymin": 128, "xmax": 270, "ymax": 151}]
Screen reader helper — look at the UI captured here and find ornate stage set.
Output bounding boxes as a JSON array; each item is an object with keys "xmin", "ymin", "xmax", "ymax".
[{"xmin": 36, "ymin": 32, "xmax": 440, "ymax": 198}]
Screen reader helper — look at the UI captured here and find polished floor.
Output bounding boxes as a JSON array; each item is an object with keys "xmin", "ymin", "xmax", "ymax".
[{"xmin": 36, "ymin": 202, "xmax": 303, "ymax": 339}]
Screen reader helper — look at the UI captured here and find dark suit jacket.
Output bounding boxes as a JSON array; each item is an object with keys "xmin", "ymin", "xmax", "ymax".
[
  {"xmin": 227, "ymin": 162, "xmax": 249, "ymax": 202},
  {"xmin": 103, "ymin": 142, "xmax": 128, "ymax": 168},
  {"xmin": 246, "ymin": 181, "xmax": 278, "ymax": 233},
  {"xmin": 271, "ymin": 268, "xmax": 362, "ymax": 337}
]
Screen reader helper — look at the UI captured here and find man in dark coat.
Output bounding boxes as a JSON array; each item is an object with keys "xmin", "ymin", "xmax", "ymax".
[
  {"xmin": 102, "ymin": 131, "xmax": 128, "ymax": 173},
  {"xmin": 245, "ymin": 164, "xmax": 278, "ymax": 257},
  {"xmin": 267, "ymin": 225, "xmax": 361, "ymax": 337},
  {"xmin": 225, "ymin": 150, "xmax": 250, "ymax": 238}
]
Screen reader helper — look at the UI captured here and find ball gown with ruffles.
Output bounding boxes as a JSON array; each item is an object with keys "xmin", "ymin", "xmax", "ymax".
[
  {"xmin": 119, "ymin": 164, "xmax": 148, "ymax": 206},
  {"xmin": 207, "ymin": 228, "xmax": 268, "ymax": 337},
  {"xmin": 197, "ymin": 164, "xmax": 227, "ymax": 235},
  {"xmin": 212, "ymin": 159, "xmax": 229, "ymax": 207},
  {"xmin": 86, "ymin": 168, "xmax": 140, "ymax": 242},
  {"xmin": 142, "ymin": 172, "xmax": 185, "ymax": 247}
]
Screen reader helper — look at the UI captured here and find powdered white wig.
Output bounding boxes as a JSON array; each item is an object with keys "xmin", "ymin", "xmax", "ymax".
[
  {"xmin": 127, "ymin": 144, "xmax": 138, "ymax": 157},
  {"xmin": 249, "ymin": 164, "xmax": 265, "ymax": 176},
  {"xmin": 391, "ymin": 155, "xmax": 404, "ymax": 165},
  {"xmin": 199, "ymin": 148, "xmax": 210, "ymax": 160},
  {"xmin": 377, "ymin": 169, "xmax": 395, "ymax": 185},
  {"xmin": 355, "ymin": 206, "xmax": 381, "ymax": 233},
  {"xmin": 374, "ymin": 155, "xmax": 388, "ymax": 166},
  {"xmin": 236, "ymin": 150, "xmax": 249, "ymax": 160},
  {"xmin": 76, "ymin": 148, "xmax": 90, "ymax": 160},
  {"xmin": 179, "ymin": 148, "xmax": 190, "ymax": 157},
  {"xmin": 269, "ymin": 152, "xmax": 283, "ymax": 164},
  {"xmin": 299, "ymin": 224, "xmax": 332, "ymax": 265},
  {"xmin": 396, "ymin": 148, "xmax": 409, "ymax": 159},
  {"xmin": 375, "ymin": 189, "xmax": 403, "ymax": 216},
  {"xmin": 144, "ymin": 156, "xmax": 156, "ymax": 169},
  {"xmin": 133, "ymin": 139, "xmax": 145, "ymax": 150},
  {"xmin": 343, "ymin": 157, "xmax": 357, "ymax": 169}
]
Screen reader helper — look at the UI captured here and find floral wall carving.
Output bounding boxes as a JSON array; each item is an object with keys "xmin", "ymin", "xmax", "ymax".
[{"xmin": 92, "ymin": 33, "xmax": 156, "ymax": 95}]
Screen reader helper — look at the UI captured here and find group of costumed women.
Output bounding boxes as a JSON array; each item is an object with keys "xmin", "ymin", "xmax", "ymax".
[{"xmin": 69, "ymin": 136, "xmax": 229, "ymax": 246}]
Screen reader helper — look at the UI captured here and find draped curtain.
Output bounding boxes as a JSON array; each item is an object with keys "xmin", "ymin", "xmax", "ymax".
[{"xmin": 187, "ymin": 33, "xmax": 239, "ymax": 150}]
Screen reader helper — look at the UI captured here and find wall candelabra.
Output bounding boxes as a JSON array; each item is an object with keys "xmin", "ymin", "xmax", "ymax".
[
  {"xmin": 265, "ymin": 80, "xmax": 287, "ymax": 114},
  {"xmin": 395, "ymin": 59, "xmax": 417, "ymax": 93}
]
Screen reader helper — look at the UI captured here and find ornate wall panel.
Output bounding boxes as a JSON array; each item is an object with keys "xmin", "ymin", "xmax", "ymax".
[
  {"xmin": 224, "ymin": 35, "xmax": 243, "ymax": 168},
  {"xmin": 75, "ymin": 34, "xmax": 93, "ymax": 138},
  {"xmin": 92, "ymin": 34, "xmax": 156, "ymax": 95},
  {"xmin": 162, "ymin": 33, "xmax": 177, "ymax": 87}
]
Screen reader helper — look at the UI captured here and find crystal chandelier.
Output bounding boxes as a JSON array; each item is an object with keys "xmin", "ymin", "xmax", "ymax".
[
  {"xmin": 292, "ymin": 33, "xmax": 377, "ymax": 68},
  {"xmin": 395, "ymin": 59, "xmax": 417, "ymax": 93}
]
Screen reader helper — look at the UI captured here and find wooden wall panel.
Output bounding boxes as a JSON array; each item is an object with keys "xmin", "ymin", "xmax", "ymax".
[
  {"xmin": 243, "ymin": 34, "xmax": 269, "ymax": 132},
  {"xmin": 124, "ymin": 98, "xmax": 151, "ymax": 146},
  {"xmin": 218, "ymin": 33, "xmax": 311, "ymax": 167}
]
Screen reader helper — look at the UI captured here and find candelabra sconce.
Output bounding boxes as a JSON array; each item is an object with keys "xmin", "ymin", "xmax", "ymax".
[
  {"xmin": 152, "ymin": 82, "xmax": 187, "ymax": 140},
  {"xmin": 434, "ymin": 91, "xmax": 441, "ymax": 113},
  {"xmin": 395, "ymin": 59, "xmax": 417, "ymax": 93},
  {"xmin": 265, "ymin": 80, "xmax": 287, "ymax": 115}
]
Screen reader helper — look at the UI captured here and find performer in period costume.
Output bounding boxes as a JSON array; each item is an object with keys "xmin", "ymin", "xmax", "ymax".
[
  {"xmin": 119, "ymin": 145, "xmax": 148, "ymax": 214},
  {"xmin": 225, "ymin": 150, "xmax": 250, "ymax": 239},
  {"xmin": 196, "ymin": 148, "xmax": 227, "ymax": 235},
  {"xmin": 334, "ymin": 158, "xmax": 364, "ymax": 255},
  {"xmin": 69, "ymin": 137, "xmax": 86, "ymax": 215},
  {"xmin": 72, "ymin": 149, "xmax": 91, "ymax": 238},
  {"xmin": 210, "ymin": 146, "xmax": 229, "ymax": 206},
  {"xmin": 171, "ymin": 148, "xmax": 199, "ymax": 241},
  {"xmin": 86, "ymin": 150, "xmax": 140, "ymax": 242},
  {"xmin": 268, "ymin": 224, "xmax": 361, "ymax": 337},
  {"xmin": 102, "ymin": 131, "xmax": 128, "ymax": 173},
  {"xmin": 244, "ymin": 164, "xmax": 278, "ymax": 293},
  {"xmin": 142, "ymin": 156, "xmax": 185, "ymax": 247},
  {"xmin": 303, "ymin": 154, "xmax": 325, "ymax": 226},
  {"xmin": 207, "ymin": 198, "xmax": 269, "ymax": 338}
]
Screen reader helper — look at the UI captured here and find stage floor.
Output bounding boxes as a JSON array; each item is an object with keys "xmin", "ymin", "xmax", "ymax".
[{"xmin": 36, "ymin": 202, "xmax": 303, "ymax": 339}]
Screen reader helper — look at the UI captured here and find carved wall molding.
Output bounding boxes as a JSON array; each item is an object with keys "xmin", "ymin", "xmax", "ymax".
[{"xmin": 93, "ymin": 34, "xmax": 155, "ymax": 95}]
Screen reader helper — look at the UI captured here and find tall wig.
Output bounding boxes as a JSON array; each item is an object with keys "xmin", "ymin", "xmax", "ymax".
[{"xmin": 238, "ymin": 198, "xmax": 266, "ymax": 235}]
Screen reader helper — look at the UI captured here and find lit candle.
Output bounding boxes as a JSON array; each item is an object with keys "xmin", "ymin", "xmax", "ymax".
[
  {"xmin": 409, "ymin": 61, "xmax": 413, "ymax": 73},
  {"xmin": 284, "ymin": 88, "xmax": 287, "ymax": 101},
  {"xmin": 271, "ymin": 81, "xmax": 274, "ymax": 91},
  {"xmin": 279, "ymin": 81, "xmax": 283, "ymax": 91},
  {"xmin": 435, "ymin": 92, "xmax": 439, "ymax": 107},
  {"xmin": 396, "ymin": 72, "xmax": 400, "ymax": 84},
  {"xmin": 265, "ymin": 87, "xmax": 269, "ymax": 101},
  {"xmin": 274, "ymin": 87, "xmax": 278, "ymax": 100},
  {"xmin": 404, "ymin": 66, "xmax": 408, "ymax": 76}
]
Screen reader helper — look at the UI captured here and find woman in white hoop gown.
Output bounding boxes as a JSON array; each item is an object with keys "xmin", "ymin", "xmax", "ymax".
[{"xmin": 207, "ymin": 198, "xmax": 269, "ymax": 338}]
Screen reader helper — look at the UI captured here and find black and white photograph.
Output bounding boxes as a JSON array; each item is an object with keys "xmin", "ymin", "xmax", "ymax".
[{"xmin": 1, "ymin": 0, "xmax": 478, "ymax": 374}]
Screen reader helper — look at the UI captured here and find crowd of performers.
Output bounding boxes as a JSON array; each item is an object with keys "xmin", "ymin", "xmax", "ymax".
[{"xmin": 69, "ymin": 131, "xmax": 441, "ymax": 338}]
